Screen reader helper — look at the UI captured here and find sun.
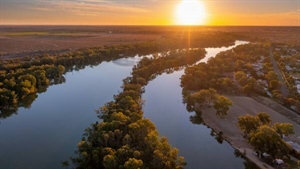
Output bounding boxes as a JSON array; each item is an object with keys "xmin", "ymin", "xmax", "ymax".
[{"xmin": 175, "ymin": 0, "xmax": 206, "ymax": 25}]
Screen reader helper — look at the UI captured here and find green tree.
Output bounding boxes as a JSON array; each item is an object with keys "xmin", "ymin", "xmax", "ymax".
[
  {"xmin": 33, "ymin": 70, "xmax": 50, "ymax": 87},
  {"xmin": 265, "ymin": 71, "xmax": 278, "ymax": 82},
  {"xmin": 242, "ymin": 84, "xmax": 253, "ymax": 95},
  {"xmin": 273, "ymin": 51, "xmax": 281, "ymax": 61},
  {"xmin": 273, "ymin": 123, "xmax": 295, "ymax": 138},
  {"xmin": 246, "ymin": 78, "xmax": 258, "ymax": 90},
  {"xmin": 188, "ymin": 88, "xmax": 217, "ymax": 111},
  {"xmin": 213, "ymin": 96, "xmax": 232, "ymax": 117},
  {"xmin": 284, "ymin": 98, "xmax": 296, "ymax": 108},
  {"xmin": 16, "ymin": 74, "xmax": 37, "ymax": 95},
  {"xmin": 234, "ymin": 60, "xmax": 245, "ymax": 70},
  {"xmin": 124, "ymin": 158, "xmax": 143, "ymax": 169},
  {"xmin": 70, "ymin": 47, "xmax": 207, "ymax": 169},
  {"xmin": 234, "ymin": 71, "xmax": 247, "ymax": 82},
  {"xmin": 238, "ymin": 114, "xmax": 260, "ymax": 136},
  {"xmin": 0, "ymin": 88, "xmax": 17, "ymax": 107},
  {"xmin": 257, "ymin": 112, "xmax": 271, "ymax": 125},
  {"xmin": 269, "ymin": 80, "xmax": 280, "ymax": 90},
  {"xmin": 103, "ymin": 154, "xmax": 118, "ymax": 169},
  {"xmin": 250, "ymin": 125, "xmax": 291, "ymax": 159},
  {"xmin": 238, "ymin": 76, "xmax": 248, "ymax": 86}
]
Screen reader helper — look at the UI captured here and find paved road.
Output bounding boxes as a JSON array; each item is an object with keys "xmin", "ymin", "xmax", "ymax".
[{"xmin": 269, "ymin": 49, "xmax": 289, "ymax": 97}]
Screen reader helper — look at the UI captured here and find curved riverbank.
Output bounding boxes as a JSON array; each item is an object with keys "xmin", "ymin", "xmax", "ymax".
[
  {"xmin": 200, "ymin": 95, "xmax": 300, "ymax": 169},
  {"xmin": 143, "ymin": 72, "xmax": 246, "ymax": 169},
  {"xmin": 0, "ymin": 40, "xmax": 250, "ymax": 169}
]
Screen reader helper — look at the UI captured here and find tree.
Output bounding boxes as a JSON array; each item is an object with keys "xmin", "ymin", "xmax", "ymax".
[
  {"xmin": 284, "ymin": 98, "xmax": 296, "ymax": 108},
  {"xmin": 16, "ymin": 74, "xmax": 37, "ymax": 96},
  {"xmin": 33, "ymin": 70, "xmax": 50, "ymax": 87},
  {"xmin": 265, "ymin": 71, "xmax": 278, "ymax": 82},
  {"xmin": 238, "ymin": 114, "xmax": 260, "ymax": 136},
  {"xmin": 213, "ymin": 96, "xmax": 232, "ymax": 117},
  {"xmin": 242, "ymin": 84, "xmax": 252, "ymax": 95},
  {"xmin": 273, "ymin": 51, "xmax": 281, "ymax": 61},
  {"xmin": 188, "ymin": 88, "xmax": 217, "ymax": 111},
  {"xmin": 234, "ymin": 71, "xmax": 247, "ymax": 81},
  {"xmin": 246, "ymin": 78, "xmax": 258, "ymax": 90},
  {"xmin": 103, "ymin": 154, "xmax": 118, "ymax": 169},
  {"xmin": 269, "ymin": 80, "xmax": 280, "ymax": 90},
  {"xmin": 273, "ymin": 123, "xmax": 295, "ymax": 138},
  {"xmin": 235, "ymin": 60, "xmax": 245, "ymax": 70},
  {"xmin": 256, "ymin": 112, "xmax": 271, "ymax": 125},
  {"xmin": 250, "ymin": 125, "xmax": 291, "ymax": 159},
  {"xmin": 124, "ymin": 158, "xmax": 143, "ymax": 169},
  {"xmin": 238, "ymin": 76, "xmax": 248, "ymax": 86},
  {"xmin": 0, "ymin": 88, "xmax": 17, "ymax": 108}
]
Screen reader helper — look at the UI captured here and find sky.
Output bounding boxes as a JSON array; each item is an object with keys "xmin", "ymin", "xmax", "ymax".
[{"xmin": 1, "ymin": 0, "xmax": 299, "ymax": 26}]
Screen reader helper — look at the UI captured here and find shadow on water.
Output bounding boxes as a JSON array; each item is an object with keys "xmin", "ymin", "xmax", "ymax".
[
  {"xmin": 1, "ymin": 40, "xmax": 255, "ymax": 169},
  {"xmin": 180, "ymin": 43, "xmax": 260, "ymax": 169},
  {"xmin": 0, "ymin": 76, "xmax": 66, "ymax": 119},
  {"xmin": 0, "ymin": 54, "xmax": 142, "ymax": 119},
  {"xmin": 187, "ymin": 109, "xmax": 260, "ymax": 169}
]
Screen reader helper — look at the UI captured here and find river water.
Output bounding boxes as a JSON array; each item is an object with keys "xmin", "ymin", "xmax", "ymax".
[
  {"xmin": 143, "ymin": 40, "xmax": 249, "ymax": 169},
  {"xmin": 0, "ymin": 41, "xmax": 249, "ymax": 169}
]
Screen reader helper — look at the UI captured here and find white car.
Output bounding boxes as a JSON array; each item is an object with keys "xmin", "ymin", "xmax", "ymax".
[{"xmin": 274, "ymin": 159, "xmax": 284, "ymax": 165}]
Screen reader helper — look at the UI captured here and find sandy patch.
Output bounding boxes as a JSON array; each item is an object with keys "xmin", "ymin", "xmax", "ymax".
[{"xmin": 201, "ymin": 96, "xmax": 300, "ymax": 169}]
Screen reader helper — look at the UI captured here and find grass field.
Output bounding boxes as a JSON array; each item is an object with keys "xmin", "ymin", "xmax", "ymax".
[{"xmin": 0, "ymin": 26, "xmax": 299, "ymax": 58}]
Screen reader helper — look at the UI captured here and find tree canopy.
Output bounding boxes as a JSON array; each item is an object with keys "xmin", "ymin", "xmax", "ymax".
[
  {"xmin": 71, "ymin": 47, "xmax": 208, "ymax": 169},
  {"xmin": 250, "ymin": 125, "xmax": 291, "ymax": 159},
  {"xmin": 238, "ymin": 114, "xmax": 261, "ymax": 136},
  {"xmin": 213, "ymin": 96, "xmax": 233, "ymax": 117},
  {"xmin": 238, "ymin": 112, "xmax": 294, "ymax": 159}
]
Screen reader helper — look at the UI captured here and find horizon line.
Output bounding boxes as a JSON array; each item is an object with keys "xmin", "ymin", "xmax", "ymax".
[{"xmin": 1, "ymin": 24, "xmax": 299, "ymax": 27}]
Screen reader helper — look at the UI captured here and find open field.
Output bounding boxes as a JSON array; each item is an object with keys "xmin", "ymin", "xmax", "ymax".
[
  {"xmin": 201, "ymin": 95, "xmax": 300, "ymax": 169},
  {"xmin": 0, "ymin": 26, "xmax": 165, "ymax": 58},
  {"xmin": 1, "ymin": 26, "xmax": 299, "ymax": 59}
]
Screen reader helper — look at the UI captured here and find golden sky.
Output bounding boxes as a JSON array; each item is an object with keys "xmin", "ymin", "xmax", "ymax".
[{"xmin": 1, "ymin": 0, "xmax": 299, "ymax": 26}]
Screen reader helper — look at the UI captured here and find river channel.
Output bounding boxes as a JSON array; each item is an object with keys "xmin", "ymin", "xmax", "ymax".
[{"xmin": 0, "ymin": 41, "xmax": 249, "ymax": 169}]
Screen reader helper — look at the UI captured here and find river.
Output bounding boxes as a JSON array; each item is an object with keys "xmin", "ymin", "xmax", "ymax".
[
  {"xmin": 0, "ymin": 41, "xmax": 249, "ymax": 169},
  {"xmin": 143, "ymin": 40, "xmax": 249, "ymax": 169}
]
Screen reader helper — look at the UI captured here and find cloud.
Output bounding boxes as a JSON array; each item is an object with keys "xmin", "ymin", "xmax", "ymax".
[
  {"xmin": 30, "ymin": 0, "xmax": 151, "ymax": 16},
  {"xmin": 209, "ymin": 10, "xmax": 299, "ymax": 26},
  {"xmin": 258, "ymin": 11, "xmax": 299, "ymax": 25},
  {"xmin": 29, "ymin": 6, "xmax": 53, "ymax": 11}
]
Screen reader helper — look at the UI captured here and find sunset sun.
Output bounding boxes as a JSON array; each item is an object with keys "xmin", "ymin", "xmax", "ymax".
[{"xmin": 175, "ymin": 0, "xmax": 206, "ymax": 25}]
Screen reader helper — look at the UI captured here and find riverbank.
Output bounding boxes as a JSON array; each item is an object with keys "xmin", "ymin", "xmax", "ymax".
[{"xmin": 200, "ymin": 95, "xmax": 300, "ymax": 169}]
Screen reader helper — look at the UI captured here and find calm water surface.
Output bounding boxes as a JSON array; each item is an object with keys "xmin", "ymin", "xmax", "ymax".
[
  {"xmin": 0, "ymin": 41, "xmax": 249, "ymax": 169},
  {"xmin": 0, "ymin": 58, "xmax": 139, "ymax": 169},
  {"xmin": 143, "ymin": 41, "xmax": 248, "ymax": 169}
]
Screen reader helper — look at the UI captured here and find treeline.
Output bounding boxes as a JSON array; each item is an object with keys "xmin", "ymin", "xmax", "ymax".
[
  {"xmin": 180, "ymin": 44, "xmax": 270, "ymax": 120},
  {"xmin": 0, "ymin": 64, "xmax": 65, "ymax": 118},
  {"xmin": 178, "ymin": 43, "xmax": 298, "ymax": 164},
  {"xmin": 0, "ymin": 35, "xmax": 216, "ymax": 118},
  {"xmin": 132, "ymin": 49, "xmax": 206, "ymax": 82},
  {"xmin": 0, "ymin": 32, "xmax": 237, "ymax": 71},
  {"xmin": 181, "ymin": 43, "xmax": 270, "ymax": 95},
  {"xmin": 273, "ymin": 45, "xmax": 300, "ymax": 108},
  {"xmin": 184, "ymin": 88, "xmax": 233, "ymax": 117},
  {"xmin": 238, "ymin": 112, "xmax": 295, "ymax": 161},
  {"xmin": 181, "ymin": 42, "xmax": 300, "ymax": 112},
  {"xmin": 69, "ymin": 48, "xmax": 206, "ymax": 169}
]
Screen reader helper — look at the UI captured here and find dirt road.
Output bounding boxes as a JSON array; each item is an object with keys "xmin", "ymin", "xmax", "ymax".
[{"xmin": 269, "ymin": 49, "xmax": 289, "ymax": 97}]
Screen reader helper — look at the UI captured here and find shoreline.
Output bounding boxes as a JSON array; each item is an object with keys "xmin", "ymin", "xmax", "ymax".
[
  {"xmin": 200, "ymin": 95, "xmax": 300, "ymax": 169},
  {"xmin": 202, "ymin": 116, "xmax": 274, "ymax": 169}
]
